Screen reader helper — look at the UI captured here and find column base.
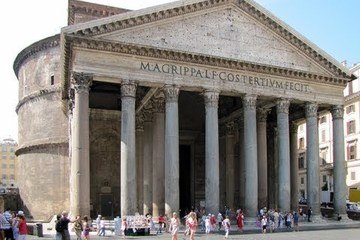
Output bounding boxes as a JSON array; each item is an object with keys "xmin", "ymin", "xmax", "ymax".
[
  {"xmin": 333, "ymin": 214, "xmax": 352, "ymax": 222},
  {"xmin": 308, "ymin": 214, "xmax": 327, "ymax": 223},
  {"xmin": 244, "ymin": 216, "xmax": 260, "ymax": 226}
]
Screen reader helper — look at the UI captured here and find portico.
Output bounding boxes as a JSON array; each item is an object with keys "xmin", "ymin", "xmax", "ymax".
[{"xmin": 62, "ymin": 0, "xmax": 352, "ymax": 220}]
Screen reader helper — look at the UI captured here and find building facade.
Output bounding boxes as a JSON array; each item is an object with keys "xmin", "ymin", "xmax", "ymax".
[
  {"xmin": 0, "ymin": 138, "xmax": 18, "ymax": 188},
  {"xmin": 13, "ymin": 0, "xmax": 354, "ymax": 220}
]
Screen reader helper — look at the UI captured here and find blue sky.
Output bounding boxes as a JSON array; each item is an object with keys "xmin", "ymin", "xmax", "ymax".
[{"xmin": 0, "ymin": 0, "xmax": 358, "ymax": 141}]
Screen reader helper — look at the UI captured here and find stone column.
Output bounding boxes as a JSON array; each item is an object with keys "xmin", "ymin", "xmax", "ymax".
[
  {"xmin": 257, "ymin": 108, "xmax": 268, "ymax": 209},
  {"xmin": 143, "ymin": 109, "xmax": 153, "ymax": 215},
  {"xmin": 277, "ymin": 99, "xmax": 291, "ymax": 213},
  {"xmin": 225, "ymin": 121, "xmax": 235, "ymax": 210},
  {"xmin": 243, "ymin": 94, "xmax": 258, "ymax": 218},
  {"xmin": 331, "ymin": 105, "xmax": 348, "ymax": 218},
  {"xmin": 290, "ymin": 122, "xmax": 299, "ymax": 211},
  {"xmin": 136, "ymin": 116, "xmax": 144, "ymax": 214},
  {"xmin": 70, "ymin": 72, "xmax": 92, "ymax": 216},
  {"xmin": 237, "ymin": 118, "xmax": 245, "ymax": 209},
  {"xmin": 204, "ymin": 90, "xmax": 220, "ymax": 214},
  {"xmin": 152, "ymin": 96, "xmax": 165, "ymax": 217},
  {"xmin": 164, "ymin": 85, "xmax": 180, "ymax": 217},
  {"xmin": 305, "ymin": 102, "xmax": 321, "ymax": 218},
  {"xmin": 120, "ymin": 81, "xmax": 137, "ymax": 216}
]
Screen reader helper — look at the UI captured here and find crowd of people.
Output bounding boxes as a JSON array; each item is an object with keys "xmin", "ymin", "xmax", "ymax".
[{"xmin": 0, "ymin": 208, "xmax": 27, "ymax": 240}]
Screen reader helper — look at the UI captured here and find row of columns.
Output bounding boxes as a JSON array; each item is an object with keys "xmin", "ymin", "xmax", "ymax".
[{"xmin": 69, "ymin": 72, "xmax": 348, "ymax": 220}]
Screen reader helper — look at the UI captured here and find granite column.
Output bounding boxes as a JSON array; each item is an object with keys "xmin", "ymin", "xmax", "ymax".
[
  {"xmin": 257, "ymin": 108, "xmax": 268, "ymax": 209},
  {"xmin": 225, "ymin": 121, "xmax": 235, "ymax": 210},
  {"xmin": 290, "ymin": 122, "xmax": 299, "ymax": 211},
  {"xmin": 143, "ymin": 109, "xmax": 153, "ymax": 215},
  {"xmin": 136, "ymin": 116, "xmax": 144, "ymax": 214}
]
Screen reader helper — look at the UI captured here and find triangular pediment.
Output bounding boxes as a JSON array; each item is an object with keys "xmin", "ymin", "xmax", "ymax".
[{"xmin": 63, "ymin": 0, "xmax": 353, "ymax": 80}]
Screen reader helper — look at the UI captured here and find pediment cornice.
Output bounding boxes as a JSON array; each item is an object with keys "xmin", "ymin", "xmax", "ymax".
[{"xmin": 62, "ymin": 0, "xmax": 354, "ymax": 80}]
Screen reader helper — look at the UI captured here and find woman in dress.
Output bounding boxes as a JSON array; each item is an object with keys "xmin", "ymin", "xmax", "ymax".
[
  {"xmin": 82, "ymin": 215, "xmax": 91, "ymax": 240},
  {"xmin": 236, "ymin": 210, "xmax": 244, "ymax": 232},
  {"xmin": 186, "ymin": 212, "xmax": 197, "ymax": 240},
  {"xmin": 169, "ymin": 212, "xmax": 180, "ymax": 240}
]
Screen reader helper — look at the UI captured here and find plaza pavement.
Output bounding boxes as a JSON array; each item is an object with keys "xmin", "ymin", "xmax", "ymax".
[{"xmin": 28, "ymin": 219, "xmax": 360, "ymax": 240}]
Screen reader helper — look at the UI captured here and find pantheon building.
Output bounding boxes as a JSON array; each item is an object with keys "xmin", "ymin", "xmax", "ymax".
[{"xmin": 14, "ymin": 0, "xmax": 355, "ymax": 220}]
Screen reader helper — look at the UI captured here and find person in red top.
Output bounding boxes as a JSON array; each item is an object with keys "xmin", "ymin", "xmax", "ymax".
[
  {"xmin": 157, "ymin": 215, "xmax": 165, "ymax": 234},
  {"xmin": 236, "ymin": 210, "xmax": 244, "ymax": 232},
  {"xmin": 17, "ymin": 211, "xmax": 27, "ymax": 240}
]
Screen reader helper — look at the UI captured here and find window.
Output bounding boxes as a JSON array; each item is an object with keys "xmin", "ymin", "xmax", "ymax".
[
  {"xmin": 1, "ymin": 146, "xmax": 6, "ymax": 152},
  {"xmin": 298, "ymin": 153, "xmax": 305, "ymax": 169},
  {"xmin": 9, "ymin": 175, "xmax": 15, "ymax": 180},
  {"xmin": 301, "ymin": 177, "xmax": 304, "ymax": 184},
  {"xmin": 10, "ymin": 148, "xmax": 14, "ymax": 152},
  {"xmin": 1, "ymin": 156, "xmax": 6, "ymax": 160},
  {"xmin": 50, "ymin": 75, "xmax": 55, "ymax": 85},
  {"xmin": 322, "ymin": 175, "xmax": 327, "ymax": 183},
  {"xmin": 346, "ymin": 105, "xmax": 355, "ymax": 114},
  {"xmin": 9, "ymin": 164, "xmax": 14, "ymax": 169},
  {"xmin": 299, "ymin": 138, "xmax": 305, "ymax": 149},
  {"xmin": 320, "ymin": 116, "xmax": 327, "ymax": 124},
  {"xmin": 2, "ymin": 174, "xmax": 6, "ymax": 179},
  {"xmin": 10, "ymin": 156, "xmax": 15, "ymax": 160},
  {"xmin": 347, "ymin": 143, "xmax": 357, "ymax": 160},
  {"xmin": 351, "ymin": 172, "xmax": 356, "ymax": 181},
  {"xmin": 347, "ymin": 120, "xmax": 356, "ymax": 134},
  {"xmin": 321, "ymin": 130, "xmax": 326, "ymax": 142},
  {"xmin": 1, "ymin": 164, "xmax": 6, "ymax": 169}
]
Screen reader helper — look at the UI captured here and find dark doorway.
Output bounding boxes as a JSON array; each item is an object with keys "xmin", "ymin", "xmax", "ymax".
[
  {"xmin": 179, "ymin": 144, "xmax": 192, "ymax": 217},
  {"xmin": 100, "ymin": 194, "xmax": 113, "ymax": 218}
]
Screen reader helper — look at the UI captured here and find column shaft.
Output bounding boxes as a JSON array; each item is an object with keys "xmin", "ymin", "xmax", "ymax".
[
  {"xmin": 331, "ymin": 106, "xmax": 347, "ymax": 216},
  {"xmin": 225, "ymin": 122, "xmax": 235, "ymax": 210},
  {"xmin": 290, "ymin": 123, "xmax": 299, "ymax": 211},
  {"xmin": 70, "ymin": 72, "xmax": 92, "ymax": 217},
  {"xmin": 143, "ymin": 118, "xmax": 153, "ymax": 215},
  {"xmin": 204, "ymin": 90, "xmax": 220, "ymax": 214},
  {"xmin": 277, "ymin": 99, "xmax": 291, "ymax": 213},
  {"xmin": 164, "ymin": 86, "xmax": 180, "ymax": 217},
  {"xmin": 136, "ymin": 119, "xmax": 144, "ymax": 214},
  {"xmin": 120, "ymin": 82, "xmax": 137, "ymax": 216},
  {"xmin": 152, "ymin": 98, "xmax": 165, "ymax": 217},
  {"xmin": 243, "ymin": 95, "xmax": 258, "ymax": 218},
  {"xmin": 238, "ymin": 120, "xmax": 245, "ymax": 209},
  {"xmin": 257, "ymin": 108, "xmax": 268, "ymax": 208},
  {"xmin": 306, "ymin": 103, "xmax": 320, "ymax": 216}
]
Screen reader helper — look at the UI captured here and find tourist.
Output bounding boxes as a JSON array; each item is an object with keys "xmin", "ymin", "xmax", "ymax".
[
  {"xmin": 205, "ymin": 215, "xmax": 211, "ymax": 234},
  {"xmin": 95, "ymin": 215, "xmax": 101, "ymax": 235},
  {"xmin": 293, "ymin": 212, "xmax": 299, "ymax": 232},
  {"xmin": 236, "ymin": 210, "xmax": 244, "ymax": 232},
  {"xmin": 2, "ymin": 208, "xmax": 13, "ymax": 240},
  {"xmin": 222, "ymin": 216, "xmax": 231, "ymax": 239},
  {"xmin": 286, "ymin": 212, "xmax": 293, "ymax": 229},
  {"xmin": 273, "ymin": 209, "xmax": 279, "ymax": 228},
  {"xmin": 17, "ymin": 211, "xmax": 27, "ymax": 240},
  {"xmin": 216, "ymin": 213, "xmax": 223, "ymax": 231},
  {"xmin": 261, "ymin": 215, "xmax": 267, "ymax": 234},
  {"xmin": 169, "ymin": 212, "xmax": 180, "ymax": 240},
  {"xmin": 210, "ymin": 214, "xmax": 216, "ymax": 232},
  {"xmin": 121, "ymin": 217, "xmax": 127, "ymax": 239},
  {"xmin": 73, "ymin": 215, "xmax": 83, "ymax": 240},
  {"xmin": 11, "ymin": 212, "xmax": 19, "ymax": 240},
  {"xmin": 186, "ymin": 212, "xmax": 197, "ymax": 240},
  {"xmin": 82, "ymin": 216, "xmax": 91, "ymax": 240},
  {"xmin": 307, "ymin": 207, "xmax": 312, "ymax": 222},
  {"xmin": 99, "ymin": 217, "xmax": 106, "ymax": 236},
  {"xmin": 54, "ymin": 214, "xmax": 62, "ymax": 240},
  {"xmin": 59, "ymin": 211, "xmax": 74, "ymax": 240}
]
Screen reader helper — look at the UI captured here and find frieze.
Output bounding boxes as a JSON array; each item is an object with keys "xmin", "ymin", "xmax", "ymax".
[
  {"xmin": 331, "ymin": 105, "xmax": 344, "ymax": 120},
  {"xmin": 67, "ymin": 37, "xmax": 348, "ymax": 87}
]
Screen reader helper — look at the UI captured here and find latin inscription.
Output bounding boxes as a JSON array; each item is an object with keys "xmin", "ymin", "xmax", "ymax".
[{"xmin": 140, "ymin": 61, "xmax": 310, "ymax": 92}]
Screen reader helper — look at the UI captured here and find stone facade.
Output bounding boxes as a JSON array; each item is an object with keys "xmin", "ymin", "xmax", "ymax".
[{"xmin": 14, "ymin": 0, "xmax": 354, "ymax": 220}]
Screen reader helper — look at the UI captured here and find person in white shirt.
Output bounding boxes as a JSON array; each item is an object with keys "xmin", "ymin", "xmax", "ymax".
[{"xmin": 222, "ymin": 216, "xmax": 231, "ymax": 239}]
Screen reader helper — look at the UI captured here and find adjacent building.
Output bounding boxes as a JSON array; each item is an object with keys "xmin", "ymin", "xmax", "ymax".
[
  {"xmin": 0, "ymin": 138, "xmax": 18, "ymax": 188},
  {"xmin": 13, "ymin": 0, "xmax": 355, "ymax": 220}
]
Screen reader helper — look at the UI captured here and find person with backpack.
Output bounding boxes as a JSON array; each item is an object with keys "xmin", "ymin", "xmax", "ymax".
[{"xmin": 55, "ymin": 214, "xmax": 62, "ymax": 240}]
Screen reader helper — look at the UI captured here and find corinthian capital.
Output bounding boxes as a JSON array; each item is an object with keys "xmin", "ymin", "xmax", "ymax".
[
  {"xmin": 121, "ymin": 80, "xmax": 137, "ymax": 98},
  {"xmin": 331, "ymin": 105, "xmax": 344, "ymax": 120},
  {"xmin": 164, "ymin": 85, "xmax": 180, "ymax": 103},
  {"xmin": 152, "ymin": 97, "xmax": 165, "ymax": 113},
  {"xmin": 257, "ymin": 108, "xmax": 270, "ymax": 122},
  {"xmin": 203, "ymin": 90, "xmax": 219, "ymax": 108},
  {"xmin": 243, "ymin": 94, "xmax": 257, "ymax": 111},
  {"xmin": 276, "ymin": 99, "xmax": 290, "ymax": 114},
  {"xmin": 71, "ymin": 72, "xmax": 93, "ymax": 93},
  {"xmin": 305, "ymin": 102, "xmax": 318, "ymax": 118}
]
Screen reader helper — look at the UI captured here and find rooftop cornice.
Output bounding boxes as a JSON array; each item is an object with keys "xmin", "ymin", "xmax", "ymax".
[
  {"xmin": 13, "ymin": 35, "xmax": 60, "ymax": 78},
  {"xmin": 62, "ymin": 0, "xmax": 354, "ymax": 80}
]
